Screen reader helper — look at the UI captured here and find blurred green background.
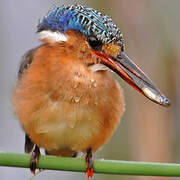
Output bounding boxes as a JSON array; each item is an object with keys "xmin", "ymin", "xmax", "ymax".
[{"xmin": 0, "ymin": 0, "xmax": 179, "ymax": 180}]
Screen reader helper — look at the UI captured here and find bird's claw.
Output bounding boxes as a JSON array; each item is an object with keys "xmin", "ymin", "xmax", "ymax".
[
  {"xmin": 30, "ymin": 145, "xmax": 40, "ymax": 174},
  {"xmin": 86, "ymin": 167, "xmax": 94, "ymax": 179},
  {"xmin": 85, "ymin": 148, "xmax": 94, "ymax": 179}
]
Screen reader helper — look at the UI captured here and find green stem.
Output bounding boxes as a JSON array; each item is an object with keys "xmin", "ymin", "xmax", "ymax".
[{"xmin": 0, "ymin": 152, "xmax": 180, "ymax": 176}]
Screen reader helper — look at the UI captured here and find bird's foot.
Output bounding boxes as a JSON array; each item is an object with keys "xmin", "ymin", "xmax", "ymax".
[
  {"xmin": 85, "ymin": 148, "xmax": 94, "ymax": 179},
  {"xmin": 30, "ymin": 145, "xmax": 40, "ymax": 174}
]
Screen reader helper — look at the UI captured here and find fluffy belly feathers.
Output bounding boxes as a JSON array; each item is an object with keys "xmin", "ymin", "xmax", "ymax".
[{"xmin": 13, "ymin": 61, "xmax": 124, "ymax": 156}]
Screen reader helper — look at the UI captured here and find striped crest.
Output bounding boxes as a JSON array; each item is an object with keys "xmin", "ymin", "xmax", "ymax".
[{"xmin": 38, "ymin": 5, "xmax": 124, "ymax": 46}]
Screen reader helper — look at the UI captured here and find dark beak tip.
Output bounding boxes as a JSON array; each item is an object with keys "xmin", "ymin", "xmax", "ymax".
[{"xmin": 163, "ymin": 97, "xmax": 171, "ymax": 107}]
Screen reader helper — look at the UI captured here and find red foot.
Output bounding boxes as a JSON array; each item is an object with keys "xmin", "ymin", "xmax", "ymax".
[
  {"xmin": 85, "ymin": 148, "xmax": 94, "ymax": 179},
  {"xmin": 31, "ymin": 170, "xmax": 36, "ymax": 175},
  {"xmin": 87, "ymin": 168, "xmax": 94, "ymax": 179}
]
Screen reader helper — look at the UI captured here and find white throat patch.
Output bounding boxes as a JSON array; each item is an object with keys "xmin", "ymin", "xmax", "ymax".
[
  {"xmin": 38, "ymin": 30, "xmax": 67, "ymax": 42},
  {"xmin": 89, "ymin": 64, "xmax": 109, "ymax": 72}
]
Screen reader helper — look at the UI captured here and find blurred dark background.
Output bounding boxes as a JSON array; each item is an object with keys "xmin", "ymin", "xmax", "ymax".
[{"xmin": 0, "ymin": 0, "xmax": 179, "ymax": 180}]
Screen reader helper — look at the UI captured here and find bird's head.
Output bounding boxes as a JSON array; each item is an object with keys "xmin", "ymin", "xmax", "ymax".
[{"xmin": 37, "ymin": 5, "xmax": 170, "ymax": 106}]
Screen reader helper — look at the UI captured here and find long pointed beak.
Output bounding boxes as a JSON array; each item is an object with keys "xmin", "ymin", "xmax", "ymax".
[{"xmin": 94, "ymin": 51, "xmax": 170, "ymax": 107}]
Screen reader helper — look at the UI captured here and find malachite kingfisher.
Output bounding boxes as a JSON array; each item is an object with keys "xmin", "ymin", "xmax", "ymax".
[{"xmin": 12, "ymin": 4, "xmax": 170, "ymax": 178}]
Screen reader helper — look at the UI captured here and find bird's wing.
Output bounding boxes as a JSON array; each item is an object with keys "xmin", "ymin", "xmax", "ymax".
[
  {"xmin": 18, "ymin": 46, "xmax": 41, "ymax": 153},
  {"xmin": 18, "ymin": 46, "xmax": 41, "ymax": 79},
  {"xmin": 25, "ymin": 134, "xmax": 34, "ymax": 153}
]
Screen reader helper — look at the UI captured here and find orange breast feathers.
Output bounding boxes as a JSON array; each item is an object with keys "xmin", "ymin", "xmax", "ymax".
[{"xmin": 12, "ymin": 35, "xmax": 125, "ymax": 156}]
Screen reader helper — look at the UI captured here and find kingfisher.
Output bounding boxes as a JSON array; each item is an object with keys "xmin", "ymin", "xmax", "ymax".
[{"xmin": 12, "ymin": 4, "xmax": 170, "ymax": 178}]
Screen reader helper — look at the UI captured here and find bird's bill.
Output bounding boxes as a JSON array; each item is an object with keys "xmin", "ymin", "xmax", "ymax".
[{"xmin": 94, "ymin": 51, "xmax": 170, "ymax": 107}]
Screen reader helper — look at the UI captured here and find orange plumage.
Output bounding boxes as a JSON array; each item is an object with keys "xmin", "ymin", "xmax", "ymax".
[{"xmin": 12, "ymin": 30, "xmax": 124, "ymax": 157}]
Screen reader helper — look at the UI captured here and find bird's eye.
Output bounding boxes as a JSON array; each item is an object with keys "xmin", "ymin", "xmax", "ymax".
[{"xmin": 88, "ymin": 36, "xmax": 102, "ymax": 51}]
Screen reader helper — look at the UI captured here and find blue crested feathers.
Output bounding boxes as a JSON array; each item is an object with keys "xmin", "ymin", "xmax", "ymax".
[
  {"xmin": 38, "ymin": 7, "xmax": 82, "ymax": 33},
  {"xmin": 38, "ymin": 5, "xmax": 123, "ymax": 45}
]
